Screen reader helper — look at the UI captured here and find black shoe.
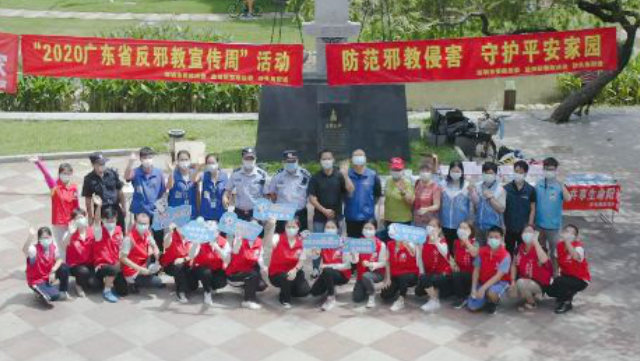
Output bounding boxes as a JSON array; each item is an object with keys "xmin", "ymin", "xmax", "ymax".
[
  {"xmin": 485, "ymin": 302, "xmax": 498, "ymax": 315},
  {"xmin": 555, "ymin": 301, "xmax": 573, "ymax": 314},
  {"xmin": 128, "ymin": 283, "xmax": 139, "ymax": 294}
]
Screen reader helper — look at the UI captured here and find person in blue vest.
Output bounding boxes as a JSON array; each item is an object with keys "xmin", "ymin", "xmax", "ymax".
[
  {"xmin": 440, "ymin": 160, "xmax": 472, "ymax": 251},
  {"xmin": 535, "ymin": 157, "xmax": 572, "ymax": 275},
  {"xmin": 196, "ymin": 153, "xmax": 228, "ymax": 222},
  {"xmin": 344, "ymin": 149, "xmax": 382, "ymax": 238},
  {"xmin": 470, "ymin": 162, "xmax": 506, "ymax": 245},
  {"xmin": 167, "ymin": 150, "xmax": 198, "ymax": 220},
  {"xmin": 125, "ymin": 147, "xmax": 167, "ymax": 252}
]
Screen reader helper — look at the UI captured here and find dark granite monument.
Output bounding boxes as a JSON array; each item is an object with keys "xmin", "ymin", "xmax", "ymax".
[{"xmin": 256, "ymin": 0, "xmax": 409, "ymax": 162}]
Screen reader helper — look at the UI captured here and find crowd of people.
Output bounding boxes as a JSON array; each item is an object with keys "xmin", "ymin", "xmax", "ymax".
[{"xmin": 24, "ymin": 146, "xmax": 591, "ymax": 315}]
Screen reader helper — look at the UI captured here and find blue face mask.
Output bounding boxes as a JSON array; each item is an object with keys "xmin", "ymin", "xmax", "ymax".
[
  {"xmin": 136, "ymin": 223, "xmax": 149, "ymax": 234},
  {"xmin": 488, "ymin": 237, "xmax": 501, "ymax": 249},
  {"xmin": 284, "ymin": 162, "xmax": 298, "ymax": 173}
]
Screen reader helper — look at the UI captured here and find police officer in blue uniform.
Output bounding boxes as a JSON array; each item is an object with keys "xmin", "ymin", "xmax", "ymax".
[
  {"xmin": 267, "ymin": 150, "xmax": 311, "ymax": 233},
  {"xmin": 223, "ymin": 147, "xmax": 268, "ymax": 221}
]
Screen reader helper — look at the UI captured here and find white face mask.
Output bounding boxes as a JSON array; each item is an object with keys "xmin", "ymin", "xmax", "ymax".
[
  {"xmin": 285, "ymin": 227, "xmax": 299, "ymax": 237},
  {"xmin": 141, "ymin": 158, "xmax": 153, "ymax": 168},
  {"xmin": 75, "ymin": 217, "xmax": 88, "ymax": 228},
  {"xmin": 426, "ymin": 225, "xmax": 434, "ymax": 236},
  {"xmin": 39, "ymin": 237, "xmax": 53, "ymax": 247},
  {"xmin": 320, "ymin": 159, "xmax": 334, "ymax": 170},
  {"xmin": 522, "ymin": 232, "xmax": 534, "ymax": 244},
  {"xmin": 563, "ymin": 231, "xmax": 576, "ymax": 242},
  {"xmin": 352, "ymin": 155, "xmax": 366, "ymax": 166},
  {"xmin": 483, "ymin": 173, "xmax": 496, "ymax": 184},
  {"xmin": 420, "ymin": 172, "xmax": 432, "ymax": 182},
  {"xmin": 178, "ymin": 160, "xmax": 191, "ymax": 169},
  {"xmin": 457, "ymin": 228, "xmax": 470, "ymax": 240},
  {"xmin": 390, "ymin": 171, "xmax": 402, "ymax": 180},
  {"xmin": 242, "ymin": 159, "xmax": 255, "ymax": 171},
  {"xmin": 450, "ymin": 172, "xmax": 462, "ymax": 181},
  {"xmin": 59, "ymin": 174, "xmax": 72, "ymax": 184},
  {"xmin": 104, "ymin": 222, "xmax": 117, "ymax": 233},
  {"xmin": 544, "ymin": 170, "xmax": 557, "ymax": 180},
  {"xmin": 363, "ymin": 229, "xmax": 375, "ymax": 238},
  {"xmin": 136, "ymin": 223, "xmax": 149, "ymax": 234},
  {"xmin": 513, "ymin": 173, "xmax": 525, "ymax": 183},
  {"xmin": 325, "ymin": 228, "xmax": 338, "ymax": 235},
  {"xmin": 206, "ymin": 163, "xmax": 218, "ymax": 172}
]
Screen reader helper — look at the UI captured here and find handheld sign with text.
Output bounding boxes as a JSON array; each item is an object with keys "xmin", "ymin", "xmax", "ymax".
[
  {"xmin": 218, "ymin": 211, "xmax": 238, "ymax": 235},
  {"xmin": 388, "ymin": 223, "xmax": 427, "ymax": 245},
  {"xmin": 303, "ymin": 233, "xmax": 342, "ymax": 250},
  {"xmin": 253, "ymin": 198, "xmax": 297, "ymax": 221},
  {"xmin": 180, "ymin": 219, "xmax": 217, "ymax": 244},
  {"xmin": 234, "ymin": 219, "xmax": 263, "ymax": 241},
  {"xmin": 152, "ymin": 205, "xmax": 192, "ymax": 231},
  {"xmin": 344, "ymin": 238, "xmax": 376, "ymax": 254}
]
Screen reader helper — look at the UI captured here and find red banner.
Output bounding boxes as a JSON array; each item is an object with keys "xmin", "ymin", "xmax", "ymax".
[
  {"xmin": 21, "ymin": 34, "xmax": 303, "ymax": 87},
  {"xmin": 564, "ymin": 184, "xmax": 621, "ymax": 212},
  {"xmin": 326, "ymin": 27, "xmax": 617, "ymax": 86},
  {"xmin": 0, "ymin": 33, "xmax": 19, "ymax": 94}
]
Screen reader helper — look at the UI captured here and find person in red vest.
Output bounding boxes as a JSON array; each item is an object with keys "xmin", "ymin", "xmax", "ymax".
[
  {"xmin": 381, "ymin": 238, "xmax": 420, "ymax": 312},
  {"xmin": 310, "ymin": 220, "xmax": 355, "ymax": 311},
  {"xmin": 467, "ymin": 226, "xmax": 511, "ymax": 314},
  {"xmin": 190, "ymin": 221, "xmax": 230, "ymax": 306},
  {"xmin": 450, "ymin": 221, "xmax": 479, "ymax": 309},
  {"xmin": 508, "ymin": 225, "xmax": 552, "ymax": 311},
  {"xmin": 92, "ymin": 197, "xmax": 123, "ymax": 303},
  {"xmin": 29, "ymin": 157, "xmax": 79, "ymax": 254},
  {"xmin": 547, "ymin": 224, "xmax": 591, "ymax": 314},
  {"xmin": 115, "ymin": 213, "xmax": 163, "ymax": 295},
  {"xmin": 62, "ymin": 208, "xmax": 97, "ymax": 297},
  {"xmin": 226, "ymin": 221, "xmax": 268, "ymax": 310},
  {"xmin": 23, "ymin": 226, "xmax": 70, "ymax": 307},
  {"xmin": 264, "ymin": 218, "xmax": 310, "ymax": 309},
  {"xmin": 352, "ymin": 220, "xmax": 387, "ymax": 309},
  {"xmin": 160, "ymin": 223, "xmax": 193, "ymax": 304},
  {"xmin": 416, "ymin": 219, "xmax": 453, "ymax": 312}
]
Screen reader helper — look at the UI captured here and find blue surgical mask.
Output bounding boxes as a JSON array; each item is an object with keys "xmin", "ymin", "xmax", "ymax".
[
  {"xmin": 104, "ymin": 222, "xmax": 117, "ymax": 233},
  {"xmin": 136, "ymin": 223, "xmax": 149, "ymax": 234},
  {"xmin": 513, "ymin": 173, "xmax": 525, "ymax": 183},
  {"xmin": 325, "ymin": 228, "xmax": 338, "ymax": 235},
  {"xmin": 39, "ymin": 237, "xmax": 53, "ymax": 247},
  {"xmin": 483, "ymin": 173, "xmax": 496, "ymax": 184},
  {"xmin": 352, "ymin": 155, "xmax": 366, "ymax": 166},
  {"xmin": 522, "ymin": 232, "xmax": 533, "ymax": 244},
  {"xmin": 488, "ymin": 237, "xmax": 501, "ymax": 249},
  {"xmin": 284, "ymin": 162, "xmax": 298, "ymax": 173},
  {"xmin": 544, "ymin": 170, "xmax": 557, "ymax": 180},
  {"xmin": 363, "ymin": 229, "xmax": 375, "ymax": 238},
  {"xmin": 321, "ymin": 159, "xmax": 334, "ymax": 169},
  {"xmin": 285, "ymin": 227, "xmax": 299, "ymax": 237}
]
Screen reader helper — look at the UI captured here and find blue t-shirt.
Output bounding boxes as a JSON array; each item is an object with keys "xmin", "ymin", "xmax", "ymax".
[
  {"xmin": 130, "ymin": 167, "xmax": 166, "ymax": 216},
  {"xmin": 535, "ymin": 180, "xmax": 564, "ymax": 230},
  {"xmin": 344, "ymin": 168, "xmax": 382, "ymax": 221},
  {"xmin": 200, "ymin": 170, "xmax": 229, "ymax": 221},
  {"xmin": 168, "ymin": 169, "xmax": 198, "ymax": 219}
]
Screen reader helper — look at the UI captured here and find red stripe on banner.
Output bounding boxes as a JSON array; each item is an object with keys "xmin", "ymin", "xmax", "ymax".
[
  {"xmin": 0, "ymin": 33, "xmax": 20, "ymax": 94},
  {"xmin": 326, "ymin": 27, "xmax": 618, "ymax": 86},
  {"xmin": 21, "ymin": 34, "xmax": 304, "ymax": 87}
]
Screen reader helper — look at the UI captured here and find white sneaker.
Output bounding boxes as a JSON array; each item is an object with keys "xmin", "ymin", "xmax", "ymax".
[
  {"xmin": 59, "ymin": 291, "xmax": 71, "ymax": 301},
  {"xmin": 321, "ymin": 296, "xmax": 336, "ymax": 311},
  {"xmin": 75, "ymin": 284, "xmax": 85, "ymax": 298},
  {"xmin": 421, "ymin": 299, "xmax": 441, "ymax": 313},
  {"xmin": 311, "ymin": 269, "xmax": 320, "ymax": 279},
  {"xmin": 390, "ymin": 297, "xmax": 405, "ymax": 312},
  {"xmin": 177, "ymin": 292, "xmax": 188, "ymax": 304},
  {"xmin": 241, "ymin": 301, "xmax": 262, "ymax": 310},
  {"xmin": 366, "ymin": 296, "xmax": 376, "ymax": 308},
  {"xmin": 282, "ymin": 302, "xmax": 292, "ymax": 309},
  {"xmin": 204, "ymin": 292, "xmax": 214, "ymax": 306}
]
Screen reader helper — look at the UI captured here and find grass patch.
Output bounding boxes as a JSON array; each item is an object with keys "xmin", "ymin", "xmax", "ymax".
[
  {"xmin": 0, "ymin": 118, "xmax": 458, "ymax": 173},
  {"xmin": 0, "ymin": 0, "xmax": 282, "ymax": 14},
  {"xmin": 0, "ymin": 18, "xmax": 311, "ymax": 46}
]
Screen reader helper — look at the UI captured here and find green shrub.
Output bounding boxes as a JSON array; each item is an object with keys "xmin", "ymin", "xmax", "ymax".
[{"xmin": 0, "ymin": 76, "xmax": 75, "ymax": 111}]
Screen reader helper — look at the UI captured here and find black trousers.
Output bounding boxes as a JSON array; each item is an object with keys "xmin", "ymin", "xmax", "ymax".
[
  {"xmin": 380, "ymin": 273, "xmax": 418, "ymax": 301},
  {"xmin": 269, "ymin": 270, "xmax": 310, "ymax": 304},
  {"xmin": 95, "ymin": 264, "xmax": 120, "ymax": 289},
  {"xmin": 310, "ymin": 268, "xmax": 348, "ymax": 297},
  {"xmin": 547, "ymin": 275, "xmax": 588, "ymax": 303},
  {"xmin": 352, "ymin": 271, "xmax": 384, "ymax": 302},
  {"xmin": 505, "ymin": 229, "xmax": 523, "ymax": 255},
  {"xmin": 442, "ymin": 227, "xmax": 458, "ymax": 253},
  {"xmin": 228, "ymin": 267, "xmax": 267, "ymax": 301},
  {"xmin": 164, "ymin": 263, "xmax": 191, "ymax": 294},
  {"xmin": 276, "ymin": 208, "xmax": 308, "ymax": 234},
  {"xmin": 451, "ymin": 271, "xmax": 472, "ymax": 299},
  {"xmin": 70, "ymin": 264, "xmax": 99, "ymax": 290},
  {"xmin": 191, "ymin": 267, "xmax": 227, "ymax": 292},
  {"xmin": 416, "ymin": 273, "xmax": 453, "ymax": 298}
]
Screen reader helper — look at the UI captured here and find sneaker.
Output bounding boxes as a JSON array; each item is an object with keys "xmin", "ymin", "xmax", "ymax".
[
  {"xmin": 452, "ymin": 298, "xmax": 468, "ymax": 309},
  {"xmin": 241, "ymin": 301, "xmax": 262, "ymax": 310},
  {"xmin": 281, "ymin": 302, "xmax": 292, "ymax": 310},
  {"xmin": 33, "ymin": 287, "xmax": 53, "ymax": 306},
  {"xmin": 421, "ymin": 299, "xmax": 441, "ymax": 313},
  {"xmin": 59, "ymin": 291, "xmax": 71, "ymax": 301},
  {"xmin": 102, "ymin": 290, "xmax": 118, "ymax": 303},
  {"xmin": 366, "ymin": 296, "xmax": 376, "ymax": 308},
  {"xmin": 75, "ymin": 284, "xmax": 86, "ymax": 298},
  {"xmin": 554, "ymin": 301, "xmax": 573, "ymax": 314},
  {"xmin": 321, "ymin": 296, "xmax": 336, "ymax": 311},
  {"xmin": 310, "ymin": 269, "xmax": 320, "ymax": 279},
  {"xmin": 177, "ymin": 292, "xmax": 188, "ymax": 304},
  {"xmin": 485, "ymin": 302, "xmax": 498, "ymax": 315},
  {"xmin": 204, "ymin": 292, "xmax": 214, "ymax": 306},
  {"xmin": 390, "ymin": 297, "xmax": 405, "ymax": 312}
]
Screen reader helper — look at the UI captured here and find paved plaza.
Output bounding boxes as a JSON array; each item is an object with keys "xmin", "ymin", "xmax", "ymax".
[{"xmin": 0, "ymin": 109, "xmax": 639, "ymax": 361}]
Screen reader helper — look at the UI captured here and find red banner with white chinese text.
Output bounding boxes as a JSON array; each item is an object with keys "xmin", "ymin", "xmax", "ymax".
[
  {"xmin": 21, "ymin": 34, "xmax": 303, "ymax": 87},
  {"xmin": 326, "ymin": 27, "xmax": 617, "ymax": 85},
  {"xmin": 0, "ymin": 33, "xmax": 19, "ymax": 94},
  {"xmin": 564, "ymin": 184, "xmax": 621, "ymax": 212}
]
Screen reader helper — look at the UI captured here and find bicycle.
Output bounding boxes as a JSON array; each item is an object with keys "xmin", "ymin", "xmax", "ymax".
[{"xmin": 227, "ymin": 0, "xmax": 264, "ymax": 19}]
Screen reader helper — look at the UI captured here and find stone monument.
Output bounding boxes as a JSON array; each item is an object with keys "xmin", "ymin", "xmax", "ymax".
[{"xmin": 256, "ymin": 0, "xmax": 409, "ymax": 162}]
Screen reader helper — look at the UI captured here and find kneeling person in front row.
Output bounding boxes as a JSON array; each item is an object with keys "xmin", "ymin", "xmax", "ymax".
[
  {"xmin": 226, "ymin": 223, "xmax": 268, "ymax": 310},
  {"xmin": 190, "ymin": 221, "xmax": 230, "ymax": 306},
  {"xmin": 352, "ymin": 220, "xmax": 387, "ymax": 309},
  {"xmin": 23, "ymin": 227, "xmax": 70, "ymax": 307}
]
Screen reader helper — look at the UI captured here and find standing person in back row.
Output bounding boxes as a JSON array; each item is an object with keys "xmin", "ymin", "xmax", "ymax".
[
  {"xmin": 223, "ymin": 147, "xmax": 268, "ymax": 221},
  {"xmin": 344, "ymin": 149, "xmax": 382, "ymax": 238},
  {"xmin": 535, "ymin": 157, "xmax": 572, "ymax": 275},
  {"xmin": 267, "ymin": 150, "xmax": 311, "ymax": 233},
  {"xmin": 82, "ymin": 152, "xmax": 126, "ymax": 231},
  {"xmin": 503, "ymin": 160, "xmax": 536, "ymax": 255},
  {"xmin": 383, "ymin": 157, "xmax": 415, "ymax": 229},
  {"xmin": 470, "ymin": 162, "xmax": 505, "ymax": 244},
  {"xmin": 125, "ymin": 147, "xmax": 167, "ymax": 252}
]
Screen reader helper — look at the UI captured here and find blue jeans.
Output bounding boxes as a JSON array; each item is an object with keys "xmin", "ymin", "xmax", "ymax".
[{"xmin": 467, "ymin": 281, "xmax": 509, "ymax": 310}]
